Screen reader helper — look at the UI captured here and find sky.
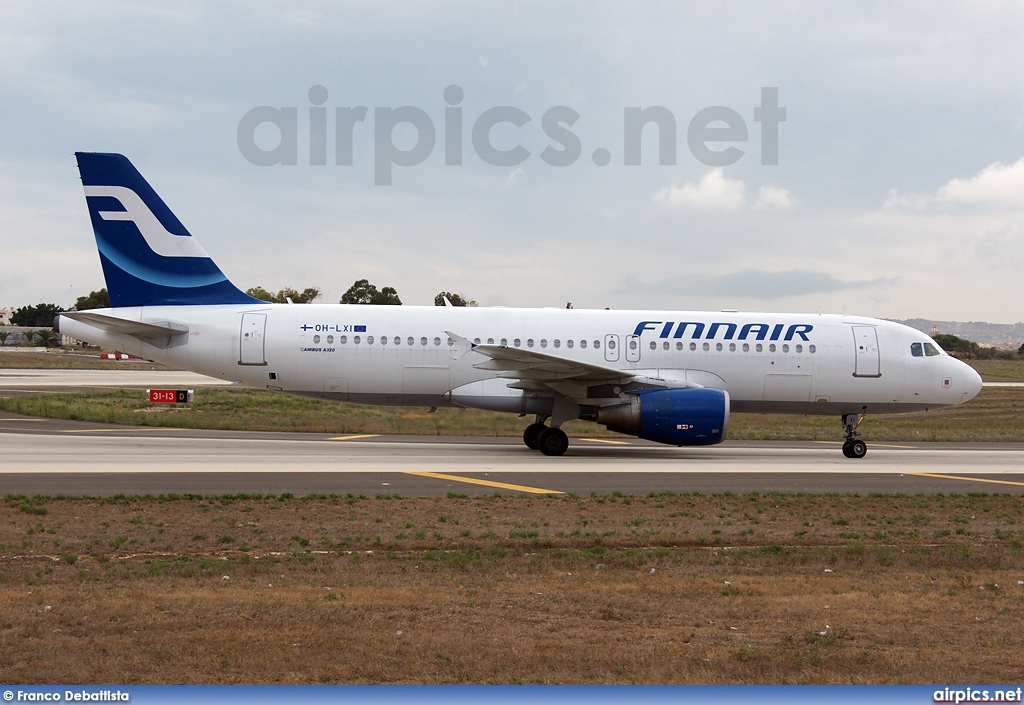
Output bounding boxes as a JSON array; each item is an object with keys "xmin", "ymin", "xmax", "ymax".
[{"xmin": 2, "ymin": 1, "xmax": 1023, "ymax": 323}]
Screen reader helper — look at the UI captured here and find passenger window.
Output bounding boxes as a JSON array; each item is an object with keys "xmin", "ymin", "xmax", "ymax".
[
  {"xmin": 594, "ymin": 340, "xmax": 600, "ymax": 349},
  {"xmin": 408, "ymin": 337, "xmax": 415, "ymax": 346},
  {"xmin": 527, "ymin": 339, "xmax": 534, "ymax": 348},
  {"xmin": 676, "ymin": 342, "xmax": 683, "ymax": 351},
  {"xmin": 567, "ymin": 339, "xmax": 574, "ymax": 349},
  {"xmin": 554, "ymin": 340, "xmax": 561, "ymax": 348},
  {"xmin": 354, "ymin": 336, "xmax": 361, "ymax": 345},
  {"xmin": 924, "ymin": 342, "xmax": 941, "ymax": 357},
  {"xmin": 716, "ymin": 343, "xmax": 723, "ymax": 351},
  {"xmin": 381, "ymin": 336, "xmax": 387, "ymax": 345},
  {"xmin": 514, "ymin": 338, "xmax": 521, "ymax": 347},
  {"xmin": 420, "ymin": 337, "xmax": 427, "ymax": 346},
  {"xmin": 729, "ymin": 343, "xmax": 736, "ymax": 352},
  {"xmin": 394, "ymin": 336, "xmax": 400, "ymax": 345},
  {"xmin": 340, "ymin": 335, "xmax": 347, "ymax": 344},
  {"xmin": 795, "ymin": 344, "xmax": 802, "ymax": 353},
  {"xmin": 809, "ymin": 345, "xmax": 816, "ymax": 353},
  {"xmin": 327, "ymin": 335, "xmax": 334, "ymax": 344},
  {"xmin": 663, "ymin": 341, "xmax": 670, "ymax": 351},
  {"xmin": 702, "ymin": 342, "xmax": 709, "ymax": 351},
  {"xmin": 607, "ymin": 340, "xmax": 614, "ymax": 350},
  {"xmin": 487, "ymin": 338, "xmax": 494, "ymax": 345},
  {"xmin": 742, "ymin": 343, "xmax": 749, "ymax": 352},
  {"xmin": 473, "ymin": 338, "xmax": 480, "ymax": 345},
  {"xmin": 782, "ymin": 344, "xmax": 789, "ymax": 353},
  {"xmin": 910, "ymin": 343, "xmax": 923, "ymax": 357},
  {"xmin": 540, "ymin": 339, "xmax": 547, "ymax": 348},
  {"xmin": 500, "ymin": 338, "xmax": 508, "ymax": 346},
  {"xmin": 690, "ymin": 342, "xmax": 696, "ymax": 351},
  {"xmin": 434, "ymin": 337, "xmax": 441, "ymax": 346},
  {"xmin": 367, "ymin": 336, "xmax": 374, "ymax": 344},
  {"xmin": 580, "ymin": 340, "xmax": 588, "ymax": 349},
  {"xmin": 648, "ymin": 341, "xmax": 655, "ymax": 350},
  {"xmin": 313, "ymin": 335, "xmax": 321, "ymax": 344},
  {"xmin": 756, "ymin": 343, "xmax": 763, "ymax": 352},
  {"xmin": 447, "ymin": 338, "xmax": 454, "ymax": 347},
  {"xmin": 769, "ymin": 344, "xmax": 776, "ymax": 353}
]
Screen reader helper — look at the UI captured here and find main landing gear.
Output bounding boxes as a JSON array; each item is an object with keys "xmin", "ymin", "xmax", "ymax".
[
  {"xmin": 523, "ymin": 417, "xmax": 569, "ymax": 457},
  {"xmin": 841, "ymin": 413, "xmax": 867, "ymax": 459}
]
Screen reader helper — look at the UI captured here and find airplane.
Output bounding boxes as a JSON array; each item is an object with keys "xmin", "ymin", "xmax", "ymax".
[{"xmin": 54, "ymin": 152, "xmax": 984, "ymax": 458}]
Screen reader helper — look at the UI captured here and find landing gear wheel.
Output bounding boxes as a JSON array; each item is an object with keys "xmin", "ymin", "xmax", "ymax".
[
  {"xmin": 840, "ymin": 412, "xmax": 867, "ymax": 459},
  {"xmin": 523, "ymin": 423, "xmax": 545, "ymax": 450},
  {"xmin": 536, "ymin": 427, "xmax": 569, "ymax": 456}
]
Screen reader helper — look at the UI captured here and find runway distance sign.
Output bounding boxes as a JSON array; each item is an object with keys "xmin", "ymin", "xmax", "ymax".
[{"xmin": 147, "ymin": 389, "xmax": 194, "ymax": 404}]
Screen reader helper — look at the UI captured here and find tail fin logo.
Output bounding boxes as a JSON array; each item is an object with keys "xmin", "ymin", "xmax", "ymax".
[{"xmin": 84, "ymin": 186, "xmax": 209, "ymax": 259}]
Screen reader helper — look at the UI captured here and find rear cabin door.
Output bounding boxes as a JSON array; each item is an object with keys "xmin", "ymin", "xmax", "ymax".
[
  {"xmin": 239, "ymin": 313, "xmax": 267, "ymax": 366},
  {"xmin": 852, "ymin": 325, "xmax": 880, "ymax": 378}
]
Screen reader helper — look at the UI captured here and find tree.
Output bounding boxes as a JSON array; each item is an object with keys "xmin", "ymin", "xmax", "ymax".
[
  {"xmin": 22, "ymin": 330, "xmax": 35, "ymax": 345},
  {"xmin": 73, "ymin": 288, "xmax": 110, "ymax": 310},
  {"xmin": 34, "ymin": 329, "xmax": 56, "ymax": 347},
  {"xmin": 433, "ymin": 291, "xmax": 477, "ymax": 307},
  {"xmin": 1018, "ymin": 342, "xmax": 1024, "ymax": 357},
  {"xmin": 245, "ymin": 286, "xmax": 321, "ymax": 303},
  {"xmin": 0, "ymin": 331, "xmax": 9, "ymax": 346},
  {"xmin": 341, "ymin": 279, "xmax": 402, "ymax": 305},
  {"xmin": 11, "ymin": 303, "xmax": 64, "ymax": 328}
]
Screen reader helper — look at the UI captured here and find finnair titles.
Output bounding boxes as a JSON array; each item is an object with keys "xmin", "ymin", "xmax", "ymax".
[{"xmin": 56, "ymin": 153, "xmax": 983, "ymax": 458}]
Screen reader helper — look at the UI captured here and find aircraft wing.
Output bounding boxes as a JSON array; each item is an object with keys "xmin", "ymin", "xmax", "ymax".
[{"xmin": 445, "ymin": 330, "xmax": 702, "ymax": 399}]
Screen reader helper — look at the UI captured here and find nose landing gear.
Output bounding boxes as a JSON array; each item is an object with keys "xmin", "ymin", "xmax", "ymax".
[{"xmin": 841, "ymin": 413, "xmax": 867, "ymax": 458}]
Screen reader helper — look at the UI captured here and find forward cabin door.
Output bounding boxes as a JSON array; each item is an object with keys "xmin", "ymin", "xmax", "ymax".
[
  {"xmin": 852, "ymin": 325, "xmax": 880, "ymax": 378},
  {"xmin": 239, "ymin": 313, "xmax": 267, "ymax": 366}
]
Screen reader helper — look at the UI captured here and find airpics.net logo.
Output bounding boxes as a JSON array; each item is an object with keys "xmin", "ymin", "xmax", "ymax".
[{"xmin": 237, "ymin": 85, "xmax": 786, "ymax": 185}]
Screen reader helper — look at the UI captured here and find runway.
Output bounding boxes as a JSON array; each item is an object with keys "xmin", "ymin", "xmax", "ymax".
[{"xmin": 3, "ymin": 412, "xmax": 1023, "ymax": 497}]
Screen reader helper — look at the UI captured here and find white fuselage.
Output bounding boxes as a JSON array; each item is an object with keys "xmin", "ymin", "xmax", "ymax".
[{"xmin": 59, "ymin": 304, "xmax": 983, "ymax": 419}]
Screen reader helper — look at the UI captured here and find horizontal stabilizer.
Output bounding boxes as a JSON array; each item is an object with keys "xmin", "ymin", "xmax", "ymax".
[{"xmin": 59, "ymin": 311, "xmax": 189, "ymax": 349}]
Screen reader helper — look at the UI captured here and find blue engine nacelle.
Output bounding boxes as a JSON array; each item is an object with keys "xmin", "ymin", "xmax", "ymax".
[{"xmin": 594, "ymin": 387, "xmax": 730, "ymax": 446}]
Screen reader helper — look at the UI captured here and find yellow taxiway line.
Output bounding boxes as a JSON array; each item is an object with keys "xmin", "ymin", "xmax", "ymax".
[
  {"xmin": 404, "ymin": 471, "xmax": 563, "ymax": 495},
  {"xmin": 328, "ymin": 434, "xmax": 380, "ymax": 441},
  {"xmin": 579, "ymin": 438, "xmax": 630, "ymax": 445},
  {"xmin": 907, "ymin": 472, "xmax": 1024, "ymax": 489}
]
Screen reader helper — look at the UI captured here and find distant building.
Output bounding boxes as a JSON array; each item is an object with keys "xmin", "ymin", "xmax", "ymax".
[
  {"xmin": 929, "ymin": 323, "xmax": 940, "ymax": 337},
  {"xmin": 0, "ymin": 308, "xmax": 10, "ymax": 326}
]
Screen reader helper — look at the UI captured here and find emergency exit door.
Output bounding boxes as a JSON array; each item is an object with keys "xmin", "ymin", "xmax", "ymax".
[{"xmin": 239, "ymin": 313, "xmax": 267, "ymax": 366}]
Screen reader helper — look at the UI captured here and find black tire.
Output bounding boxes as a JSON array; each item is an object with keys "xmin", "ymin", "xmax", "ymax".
[
  {"xmin": 537, "ymin": 427, "xmax": 569, "ymax": 456},
  {"xmin": 841, "ymin": 441, "xmax": 853, "ymax": 458},
  {"xmin": 523, "ymin": 423, "xmax": 545, "ymax": 450},
  {"xmin": 849, "ymin": 440, "xmax": 867, "ymax": 459}
]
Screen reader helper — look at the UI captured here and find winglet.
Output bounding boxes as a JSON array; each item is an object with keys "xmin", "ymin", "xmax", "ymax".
[{"xmin": 444, "ymin": 330, "xmax": 476, "ymax": 361}]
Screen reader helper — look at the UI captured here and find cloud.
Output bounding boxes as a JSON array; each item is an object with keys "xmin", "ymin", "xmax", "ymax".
[
  {"xmin": 935, "ymin": 157, "xmax": 1024, "ymax": 208},
  {"xmin": 753, "ymin": 185, "xmax": 795, "ymax": 210},
  {"xmin": 652, "ymin": 169, "xmax": 746, "ymax": 211},
  {"xmin": 885, "ymin": 156, "xmax": 1024, "ymax": 211},
  {"xmin": 621, "ymin": 269, "xmax": 896, "ymax": 300}
]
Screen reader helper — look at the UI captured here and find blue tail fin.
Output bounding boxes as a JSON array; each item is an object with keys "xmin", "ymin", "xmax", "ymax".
[{"xmin": 75, "ymin": 152, "xmax": 260, "ymax": 307}]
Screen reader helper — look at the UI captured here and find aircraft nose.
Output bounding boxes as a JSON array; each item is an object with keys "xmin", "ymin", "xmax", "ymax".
[{"xmin": 962, "ymin": 363, "xmax": 983, "ymax": 402}]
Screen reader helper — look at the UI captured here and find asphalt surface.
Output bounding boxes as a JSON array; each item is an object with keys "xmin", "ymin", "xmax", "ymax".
[{"xmin": 3, "ymin": 411, "xmax": 1023, "ymax": 497}]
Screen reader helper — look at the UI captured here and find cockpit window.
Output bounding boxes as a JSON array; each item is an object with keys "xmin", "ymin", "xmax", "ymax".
[
  {"xmin": 910, "ymin": 342, "xmax": 923, "ymax": 357},
  {"xmin": 924, "ymin": 342, "xmax": 941, "ymax": 356}
]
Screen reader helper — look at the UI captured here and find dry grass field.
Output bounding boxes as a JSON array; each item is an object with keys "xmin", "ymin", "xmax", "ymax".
[{"xmin": 1, "ymin": 492, "xmax": 1023, "ymax": 684}]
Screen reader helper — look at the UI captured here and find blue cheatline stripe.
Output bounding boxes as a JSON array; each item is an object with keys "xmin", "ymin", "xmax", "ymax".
[{"xmin": 1, "ymin": 685, "xmax": 1016, "ymax": 704}]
